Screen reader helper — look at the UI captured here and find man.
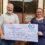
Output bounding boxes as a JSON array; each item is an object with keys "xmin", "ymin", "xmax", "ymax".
[
  {"xmin": 1, "ymin": 3, "xmax": 19, "ymax": 45},
  {"xmin": 3, "ymin": 3, "xmax": 19, "ymax": 24}
]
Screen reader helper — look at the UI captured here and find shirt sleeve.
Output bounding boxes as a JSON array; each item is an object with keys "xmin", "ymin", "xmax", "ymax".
[
  {"xmin": 0, "ymin": 15, "xmax": 4, "ymax": 27},
  {"xmin": 39, "ymin": 18, "xmax": 45, "ymax": 37},
  {"xmin": 43, "ymin": 31, "xmax": 45, "ymax": 37},
  {"xmin": 42, "ymin": 19, "xmax": 45, "ymax": 37}
]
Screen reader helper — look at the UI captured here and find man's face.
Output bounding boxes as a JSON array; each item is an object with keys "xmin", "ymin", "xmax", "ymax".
[
  {"xmin": 36, "ymin": 9, "xmax": 43, "ymax": 18},
  {"xmin": 7, "ymin": 3, "xmax": 14, "ymax": 14}
]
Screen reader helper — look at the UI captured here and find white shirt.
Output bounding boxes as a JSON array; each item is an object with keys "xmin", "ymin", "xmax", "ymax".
[
  {"xmin": 0, "ymin": 15, "xmax": 3, "ymax": 26},
  {"xmin": 2, "ymin": 13, "xmax": 19, "ymax": 24}
]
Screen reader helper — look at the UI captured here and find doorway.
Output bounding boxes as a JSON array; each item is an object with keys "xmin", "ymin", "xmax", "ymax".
[{"xmin": 8, "ymin": 0, "xmax": 38, "ymax": 24}]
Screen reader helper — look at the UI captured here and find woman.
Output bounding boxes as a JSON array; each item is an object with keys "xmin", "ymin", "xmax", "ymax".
[{"xmin": 29, "ymin": 8, "xmax": 45, "ymax": 45}]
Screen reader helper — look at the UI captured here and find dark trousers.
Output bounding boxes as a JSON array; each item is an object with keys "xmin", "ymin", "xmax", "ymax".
[
  {"xmin": 0, "ymin": 40, "xmax": 2, "ymax": 45},
  {"xmin": 1, "ymin": 40, "xmax": 15, "ymax": 45},
  {"xmin": 27, "ymin": 42, "xmax": 38, "ymax": 45}
]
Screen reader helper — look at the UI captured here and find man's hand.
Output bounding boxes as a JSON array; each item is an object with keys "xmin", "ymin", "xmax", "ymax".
[
  {"xmin": 1, "ymin": 34, "xmax": 4, "ymax": 39},
  {"xmin": 0, "ymin": 26, "xmax": 4, "ymax": 39},
  {"xmin": 38, "ymin": 31, "xmax": 43, "ymax": 36}
]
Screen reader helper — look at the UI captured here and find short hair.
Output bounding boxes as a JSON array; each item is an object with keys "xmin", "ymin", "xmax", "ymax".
[
  {"xmin": 36, "ymin": 8, "xmax": 44, "ymax": 13},
  {"xmin": 8, "ymin": 2, "xmax": 14, "ymax": 7}
]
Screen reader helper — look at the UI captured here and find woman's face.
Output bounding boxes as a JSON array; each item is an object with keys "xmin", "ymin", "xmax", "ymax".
[{"xmin": 36, "ymin": 9, "xmax": 43, "ymax": 18}]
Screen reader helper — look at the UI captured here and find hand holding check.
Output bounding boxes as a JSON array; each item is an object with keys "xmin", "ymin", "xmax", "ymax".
[{"xmin": 38, "ymin": 31, "xmax": 43, "ymax": 36}]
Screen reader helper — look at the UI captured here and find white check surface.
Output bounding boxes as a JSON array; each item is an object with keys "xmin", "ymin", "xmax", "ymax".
[{"xmin": 4, "ymin": 24, "xmax": 38, "ymax": 42}]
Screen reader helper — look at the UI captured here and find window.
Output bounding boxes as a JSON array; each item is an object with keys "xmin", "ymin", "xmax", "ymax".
[{"xmin": 9, "ymin": 0, "xmax": 38, "ymax": 13}]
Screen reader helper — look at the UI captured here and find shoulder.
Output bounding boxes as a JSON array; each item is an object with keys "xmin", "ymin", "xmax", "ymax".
[
  {"xmin": 2, "ymin": 13, "xmax": 8, "ymax": 17},
  {"xmin": 13, "ymin": 13, "xmax": 18, "ymax": 17},
  {"xmin": 31, "ymin": 17, "xmax": 35, "ymax": 21},
  {"xmin": 31, "ymin": 17, "xmax": 36, "ymax": 23}
]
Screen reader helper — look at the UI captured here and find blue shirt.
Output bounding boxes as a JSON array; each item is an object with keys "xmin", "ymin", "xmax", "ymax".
[{"xmin": 31, "ymin": 18, "xmax": 45, "ymax": 45}]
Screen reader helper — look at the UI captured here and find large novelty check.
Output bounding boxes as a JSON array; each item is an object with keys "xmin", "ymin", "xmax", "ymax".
[{"xmin": 4, "ymin": 24, "xmax": 38, "ymax": 42}]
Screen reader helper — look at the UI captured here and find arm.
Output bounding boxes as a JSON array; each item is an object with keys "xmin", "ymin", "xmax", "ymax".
[
  {"xmin": 0, "ymin": 15, "xmax": 4, "ymax": 39},
  {"xmin": 0, "ymin": 26, "xmax": 4, "ymax": 39},
  {"xmin": 42, "ymin": 31, "xmax": 45, "ymax": 37},
  {"xmin": 38, "ymin": 22, "xmax": 45, "ymax": 36}
]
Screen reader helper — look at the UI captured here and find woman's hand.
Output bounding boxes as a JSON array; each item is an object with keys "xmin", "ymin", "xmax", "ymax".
[{"xmin": 38, "ymin": 31, "xmax": 43, "ymax": 36}]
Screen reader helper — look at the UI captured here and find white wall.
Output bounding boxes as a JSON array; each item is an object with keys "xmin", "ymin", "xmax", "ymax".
[
  {"xmin": 11, "ymin": 0, "xmax": 33, "ymax": 2},
  {"xmin": 38, "ymin": 0, "xmax": 43, "ymax": 9},
  {"xmin": 3, "ymin": 0, "xmax": 8, "ymax": 14}
]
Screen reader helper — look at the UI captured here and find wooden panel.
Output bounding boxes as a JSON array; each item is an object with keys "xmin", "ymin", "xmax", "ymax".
[
  {"xmin": 44, "ymin": 0, "xmax": 45, "ymax": 15},
  {"xmin": 0, "ymin": 0, "xmax": 3, "ymax": 13}
]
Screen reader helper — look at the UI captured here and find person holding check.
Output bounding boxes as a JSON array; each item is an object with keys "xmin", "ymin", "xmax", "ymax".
[
  {"xmin": 28, "ymin": 8, "xmax": 45, "ymax": 45},
  {"xmin": 1, "ymin": 3, "xmax": 19, "ymax": 45}
]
